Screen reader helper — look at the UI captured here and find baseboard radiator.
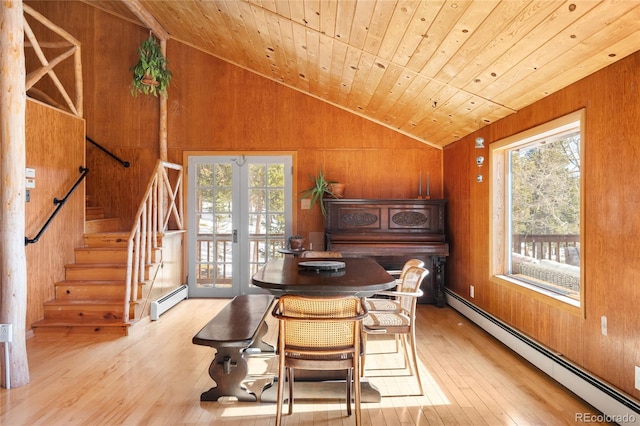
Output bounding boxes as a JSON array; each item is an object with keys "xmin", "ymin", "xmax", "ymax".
[
  {"xmin": 445, "ymin": 290, "xmax": 640, "ymax": 423},
  {"xmin": 150, "ymin": 285, "xmax": 188, "ymax": 321}
]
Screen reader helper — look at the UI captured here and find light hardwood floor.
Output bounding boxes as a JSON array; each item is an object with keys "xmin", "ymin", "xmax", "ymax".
[{"xmin": 0, "ymin": 299, "xmax": 609, "ymax": 425}]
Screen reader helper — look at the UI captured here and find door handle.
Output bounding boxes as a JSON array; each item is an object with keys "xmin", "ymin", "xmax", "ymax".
[{"xmin": 232, "ymin": 229, "xmax": 238, "ymax": 243}]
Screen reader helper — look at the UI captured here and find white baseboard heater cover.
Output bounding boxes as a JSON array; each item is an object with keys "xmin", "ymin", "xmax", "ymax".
[
  {"xmin": 445, "ymin": 290, "xmax": 640, "ymax": 424},
  {"xmin": 150, "ymin": 285, "xmax": 188, "ymax": 321}
]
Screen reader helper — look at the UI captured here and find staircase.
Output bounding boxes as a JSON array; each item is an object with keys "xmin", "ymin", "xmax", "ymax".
[
  {"xmin": 32, "ymin": 161, "xmax": 184, "ymax": 337},
  {"xmin": 32, "ymin": 206, "xmax": 157, "ymax": 336}
]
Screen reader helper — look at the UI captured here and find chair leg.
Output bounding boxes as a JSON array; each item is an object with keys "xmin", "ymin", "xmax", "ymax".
[
  {"xmin": 346, "ymin": 368, "xmax": 352, "ymax": 416},
  {"xmin": 408, "ymin": 329, "xmax": 424, "ymax": 395},
  {"xmin": 276, "ymin": 360, "xmax": 286, "ymax": 426},
  {"xmin": 360, "ymin": 333, "xmax": 368, "ymax": 377},
  {"xmin": 288, "ymin": 367, "xmax": 295, "ymax": 415},
  {"xmin": 354, "ymin": 361, "xmax": 361, "ymax": 426},
  {"xmin": 400, "ymin": 334, "xmax": 412, "ymax": 372}
]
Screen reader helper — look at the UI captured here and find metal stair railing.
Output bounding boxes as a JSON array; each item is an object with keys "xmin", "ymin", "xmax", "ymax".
[
  {"xmin": 86, "ymin": 137, "xmax": 130, "ymax": 168},
  {"xmin": 123, "ymin": 160, "xmax": 183, "ymax": 322},
  {"xmin": 25, "ymin": 166, "xmax": 89, "ymax": 245}
]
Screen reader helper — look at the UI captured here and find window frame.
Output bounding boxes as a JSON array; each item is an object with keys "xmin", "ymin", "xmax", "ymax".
[{"xmin": 489, "ymin": 109, "xmax": 585, "ymax": 317}]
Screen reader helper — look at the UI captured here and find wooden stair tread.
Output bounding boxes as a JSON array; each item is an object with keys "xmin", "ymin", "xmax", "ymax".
[
  {"xmin": 65, "ymin": 262, "xmax": 152, "ymax": 267},
  {"xmin": 44, "ymin": 299, "xmax": 131, "ymax": 306},
  {"xmin": 83, "ymin": 233, "xmax": 129, "ymax": 240},
  {"xmin": 33, "ymin": 318, "xmax": 130, "ymax": 327},
  {"xmin": 32, "ymin": 318, "xmax": 133, "ymax": 336},
  {"xmin": 85, "ymin": 218, "xmax": 121, "ymax": 228},
  {"xmin": 83, "ymin": 231, "xmax": 169, "ymax": 238},
  {"xmin": 65, "ymin": 262, "xmax": 128, "ymax": 268},
  {"xmin": 76, "ymin": 246, "xmax": 128, "ymax": 251},
  {"xmin": 56, "ymin": 280, "xmax": 127, "ymax": 285}
]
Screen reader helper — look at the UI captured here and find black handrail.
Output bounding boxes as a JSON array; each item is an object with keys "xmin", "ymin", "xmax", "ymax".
[
  {"xmin": 25, "ymin": 166, "xmax": 89, "ymax": 246},
  {"xmin": 86, "ymin": 136, "xmax": 130, "ymax": 168}
]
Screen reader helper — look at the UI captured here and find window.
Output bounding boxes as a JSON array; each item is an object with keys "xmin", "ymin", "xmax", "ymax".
[{"xmin": 490, "ymin": 110, "xmax": 583, "ymax": 308}]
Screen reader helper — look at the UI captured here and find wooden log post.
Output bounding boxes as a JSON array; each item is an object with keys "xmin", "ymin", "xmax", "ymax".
[
  {"xmin": 0, "ymin": 0, "xmax": 30, "ymax": 388},
  {"xmin": 122, "ymin": 0, "xmax": 169, "ymax": 162},
  {"xmin": 159, "ymin": 39, "xmax": 168, "ymax": 162}
]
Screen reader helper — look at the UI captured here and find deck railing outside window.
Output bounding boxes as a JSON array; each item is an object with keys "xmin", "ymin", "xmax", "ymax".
[
  {"xmin": 195, "ymin": 235, "xmax": 286, "ymax": 286},
  {"xmin": 512, "ymin": 234, "xmax": 580, "ymax": 264}
]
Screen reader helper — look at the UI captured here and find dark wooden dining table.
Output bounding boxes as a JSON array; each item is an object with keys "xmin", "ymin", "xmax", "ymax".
[
  {"xmin": 251, "ymin": 256, "xmax": 396, "ymax": 297},
  {"xmin": 251, "ymin": 256, "xmax": 396, "ymax": 403}
]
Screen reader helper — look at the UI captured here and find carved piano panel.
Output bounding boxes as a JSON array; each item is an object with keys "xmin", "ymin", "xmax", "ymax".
[{"xmin": 324, "ymin": 199, "xmax": 449, "ymax": 305}]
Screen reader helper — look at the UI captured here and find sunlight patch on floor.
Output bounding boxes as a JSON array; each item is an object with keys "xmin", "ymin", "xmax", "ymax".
[{"xmin": 213, "ymin": 333, "xmax": 451, "ymax": 419}]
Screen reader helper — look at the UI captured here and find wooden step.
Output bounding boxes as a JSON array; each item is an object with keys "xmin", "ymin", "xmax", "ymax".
[
  {"xmin": 65, "ymin": 263, "xmax": 152, "ymax": 281},
  {"xmin": 54, "ymin": 280, "xmax": 143, "ymax": 301},
  {"xmin": 83, "ymin": 232, "xmax": 129, "ymax": 247},
  {"xmin": 32, "ymin": 318, "xmax": 130, "ymax": 336},
  {"xmin": 86, "ymin": 206, "xmax": 105, "ymax": 220},
  {"xmin": 43, "ymin": 299, "xmax": 130, "ymax": 321},
  {"xmin": 74, "ymin": 246, "xmax": 160, "ymax": 264},
  {"xmin": 75, "ymin": 247, "xmax": 128, "ymax": 263},
  {"xmin": 82, "ymin": 232, "xmax": 168, "ymax": 248},
  {"xmin": 85, "ymin": 218, "xmax": 121, "ymax": 233}
]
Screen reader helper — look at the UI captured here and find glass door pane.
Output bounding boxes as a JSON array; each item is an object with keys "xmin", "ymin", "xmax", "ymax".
[
  {"xmin": 245, "ymin": 161, "xmax": 287, "ymax": 289},
  {"xmin": 188, "ymin": 155, "xmax": 292, "ymax": 298},
  {"xmin": 189, "ymin": 159, "xmax": 236, "ymax": 297}
]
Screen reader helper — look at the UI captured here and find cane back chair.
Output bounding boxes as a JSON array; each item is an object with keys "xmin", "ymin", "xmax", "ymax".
[
  {"xmin": 362, "ymin": 265, "xmax": 428, "ymax": 395},
  {"xmin": 272, "ymin": 295, "xmax": 367, "ymax": 426}
]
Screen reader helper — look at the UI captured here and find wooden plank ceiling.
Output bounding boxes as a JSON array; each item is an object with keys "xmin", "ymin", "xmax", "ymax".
[{"xmin": 86, "ymin": 0, "xmax": 640, "ymax": 148}]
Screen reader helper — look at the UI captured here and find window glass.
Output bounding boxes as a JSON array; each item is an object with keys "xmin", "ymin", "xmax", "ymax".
[{"xmin": 491, "ymin": 110, "xmax": 583, "ymax": 307}]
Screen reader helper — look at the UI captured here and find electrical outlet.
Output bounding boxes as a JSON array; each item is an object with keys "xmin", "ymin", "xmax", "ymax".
[
  {"xmin": 0, "ymin": 324, "xmax": 12, "ymax": 343},
  {"xmin": 600, "ymin": 316, "xmax": 607, "ymax": 336},
  {"xmin": 301, "ymin": 199, "xmax": 311, "ymax": 210},
  {"xmin": 470, "ymin": 285, "xmax": 475, "ymax": 298},
  {"xmin": 635, "ymin": 366, "xmax": 640, "ymax": 391}
]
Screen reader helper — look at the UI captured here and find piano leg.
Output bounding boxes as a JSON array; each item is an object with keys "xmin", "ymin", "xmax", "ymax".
[{"xmin": 433, "ymin": 256, "xmax": 447, "ymax": 307}]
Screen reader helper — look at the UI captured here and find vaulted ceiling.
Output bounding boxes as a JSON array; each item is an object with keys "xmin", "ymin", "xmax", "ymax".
[{"xmin": 85, "ymin": 0, "xmax": 640, "ymax": 148}]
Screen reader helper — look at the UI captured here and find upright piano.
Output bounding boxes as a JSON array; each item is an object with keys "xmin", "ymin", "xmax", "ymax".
[{"xmin": 324, "ymin": 199, "xmax": 449, "ymax": 306}]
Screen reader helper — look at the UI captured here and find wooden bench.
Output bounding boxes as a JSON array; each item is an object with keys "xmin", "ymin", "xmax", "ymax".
[{"xmin": 192, "ymin": 294, "xmax": 275, "ymax": 402}]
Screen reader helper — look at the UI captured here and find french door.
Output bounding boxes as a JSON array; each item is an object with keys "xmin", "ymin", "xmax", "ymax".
[{"xmin": 187, "ymin": 155, "xmax": 292, "ymax": 297}]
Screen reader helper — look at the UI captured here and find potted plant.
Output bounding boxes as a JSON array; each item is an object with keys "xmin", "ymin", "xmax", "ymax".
[
  {"xmin": 300, "ymin": 169, "xmax": 341, "ymax": 217},
  {"xmin": 328, "ymin": 182, "xmax": 346, "ymax": 198},
  {"xmin": 288, "ymin": 235, "xmax": 305, "ymax": 250},
  {"xmin": 130, "ymin": 35, "xmax": 173, "ymax": 98}
]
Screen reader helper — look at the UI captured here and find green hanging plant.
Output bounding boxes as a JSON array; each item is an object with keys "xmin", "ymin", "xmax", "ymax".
[
  {"xmin": 130, "ymin": 35, "xmax": 173, "ymax": 98},
  {"xmin": 299, "ymin": 169, "xmax": 338, "ymax": 217}
]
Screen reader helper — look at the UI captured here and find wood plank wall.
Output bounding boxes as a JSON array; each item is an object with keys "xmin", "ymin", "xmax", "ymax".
[
  {"xmin": 28, "ymin": 1, "xmax": 441, "ymax": 237},
  {"xmin": 165, "ymin": 42, "xmax": 442, "ymax": 239},
  {"xmin": 25, "ymin": 100, "xmax": 85, "ymax": 330},
  {"xmin": 443, "ymin": 51, "xmax": 640, "ymax": 400},
  {"xmin": 23, "ymin": 0, "xmax": 441, "ymax": 327}
]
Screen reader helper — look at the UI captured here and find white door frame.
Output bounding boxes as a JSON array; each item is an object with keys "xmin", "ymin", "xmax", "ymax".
[{"xmin": 186, "ymin": 153, "xmax": 293, "ymax": 297}]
